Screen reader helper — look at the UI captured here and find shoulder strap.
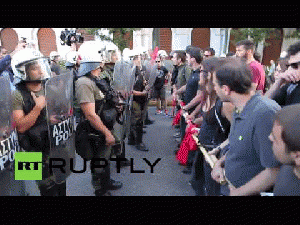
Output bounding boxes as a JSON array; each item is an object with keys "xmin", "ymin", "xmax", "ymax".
[{"xmin": 214, "ymin": 100, "xmax": 225, "ymax": 133}]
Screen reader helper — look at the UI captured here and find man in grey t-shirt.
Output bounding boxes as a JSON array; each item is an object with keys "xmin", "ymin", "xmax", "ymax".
[{"xmin": 211, "ymin": 58, "xmax": 281, "ymax": 196}]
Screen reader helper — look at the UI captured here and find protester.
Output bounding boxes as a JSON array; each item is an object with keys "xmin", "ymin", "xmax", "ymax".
[
  {"xmin": 153, "ymin": 56, "xmax": 169, "ymax": 115},
  {"xmin": 265, "ymin": 41, "xmax": 300, "ymax": 106},
  {"xmin": 203, "ymin": 47, "xmax": 215, "ymax": 59},
  {"xmin": 174, "ymin": 47, "xmax": 203, "ymax": 174},
  {"xmin": 269, "ymin": 104, "xmax": 300, "ymax": 196},
  {"xmin": 170, "ymin": 50, "xmax": 192, "ymax": 134},
  {"xmin": 235, "ymin": 40, "xmax": 266, "ymax": 92},
  {"xmin": 211, "ymin": 58, "xmax": 281, "ymax": 196},
  {"xmin": 1, "ymin": 42, "xmax": 26, "ymax": 85},
  {"xmin": 190, "ymin": 57, "xmax": 234, "ymax": 196}
]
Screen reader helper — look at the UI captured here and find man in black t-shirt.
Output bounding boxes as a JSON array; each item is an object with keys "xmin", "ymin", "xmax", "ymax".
[
  {"xmin": 153, "ymin": 57, "xmax": 169, "ymax": 115},
  {"xmin": 265, "ymin": 41, "xmax": 300, "ymax": 106}
]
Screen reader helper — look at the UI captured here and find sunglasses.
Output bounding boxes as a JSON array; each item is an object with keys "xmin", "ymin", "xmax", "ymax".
[
  {"xmin": 156, "ymin": 61, "xmax": 161, "ymax": 63},
  {"xmin": 287, "ymin": 61, "xmax": 300, "ymax": 70}
]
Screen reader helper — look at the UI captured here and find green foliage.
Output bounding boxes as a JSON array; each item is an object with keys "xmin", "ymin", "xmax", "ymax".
[
  {"xmin": 230, "ymin": 28, "xmax": 282, "ymax": 48},
  {"xmin": 83, "ymin": 28, "xmax": 141, "ymax": 54}
]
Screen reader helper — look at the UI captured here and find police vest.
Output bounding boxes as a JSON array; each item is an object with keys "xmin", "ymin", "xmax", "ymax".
[
  {"xmin": 16, "ymin": 83, "xmax": 50, "ymax": 153},
  {"xmin": 81, "ymin": 75, "xmax": 119, "ymax": 131}
]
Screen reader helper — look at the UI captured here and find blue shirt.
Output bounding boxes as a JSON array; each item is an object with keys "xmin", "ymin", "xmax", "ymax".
[{"xmin": 224, "ymin": 94, "xmax": 281, "ymax": 190}]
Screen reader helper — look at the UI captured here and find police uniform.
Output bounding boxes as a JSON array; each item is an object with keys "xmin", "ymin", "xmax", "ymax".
[
  {"xmin": 128, "ymin": 65, "xmax": 148, "ymax": 151},
  {"xmin": 12, "ymin": 83, "xmax": 66, "ymax": 196},
  {"xmin": 75, "ymin": 73, "xmax": 123, "ymax": 196},
  {"xmin": 11, "ymin": 49, "xmax": 66, "ymax": 196}
]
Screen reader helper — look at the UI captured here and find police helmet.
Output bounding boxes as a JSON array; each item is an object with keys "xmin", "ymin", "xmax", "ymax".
[
  {"xmin": 50, "ymin": 51, "xmax": 60, "ymax": 61},
  {"xmin": 77, "ymin": 48, "xmax": 105, "ymax": 78},
  {"xmin": 65, "ymin": 51, "xmax": 78, "ymax": 67},
  {"xmin": 11, "ymin": 48, "xmax": 52, "ymax": 85}
]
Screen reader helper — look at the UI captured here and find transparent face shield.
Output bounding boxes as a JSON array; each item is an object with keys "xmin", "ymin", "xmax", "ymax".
[{"xmin": 16, "ymin": 58, "xmax": 52, "ymax": 83}]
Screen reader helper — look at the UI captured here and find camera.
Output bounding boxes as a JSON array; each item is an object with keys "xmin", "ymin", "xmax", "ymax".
[
  {"xmin": 20, "ymin": 37, "xmax": 27, "ymax": 48},
  {"xmin": 60, "ymin": 29, "xmax": 84, "ymax": 46}
]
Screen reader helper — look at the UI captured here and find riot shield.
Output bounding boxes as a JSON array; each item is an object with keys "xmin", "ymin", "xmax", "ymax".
[
  {"xmin": 45, "ymin": 72, "xmax": 75, "ymax": 184},
  {"xmin": 148, "ymin": 64, "xmax": 160, "ymax": 88},
  {"xmin": 0, "ymin": 76, "xmax": 25, "ymax": 196},
  {"xmin": 112, "ymin": 60, "xmax": 136, "ymax": 152}
]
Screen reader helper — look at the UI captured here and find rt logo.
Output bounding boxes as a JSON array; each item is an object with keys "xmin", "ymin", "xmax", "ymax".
[{"xmin": 15, "ymin": 152, "xmax": 43, "ymax": 180}]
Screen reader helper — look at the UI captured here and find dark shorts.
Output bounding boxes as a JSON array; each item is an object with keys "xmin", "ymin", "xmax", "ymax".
[{"xmin": 153, "ymin": 87, "xmax": 165, "ymax": 100}]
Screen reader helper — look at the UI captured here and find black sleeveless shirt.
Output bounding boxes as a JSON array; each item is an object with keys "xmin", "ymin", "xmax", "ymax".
[{"xmin": 198, "ymin": 99, "xmax": 230, "ymax": 149}]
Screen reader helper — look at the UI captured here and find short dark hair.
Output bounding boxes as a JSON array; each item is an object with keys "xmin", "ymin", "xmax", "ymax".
[
  {"xmin": 185, "ymin": 45, "xmax": 193, "ymax": 55},
  {"xmin": 236, "ymin": 39, "xmax": 255, "ymax": 52},
  {"xmin": 253, "ymin": 52, "xmax": 262, "ymax": 63},
  {"xmin": 216, "ymin": 58, "xmax": 252, "ymax": 94},
  {"xmin": 187, "ymin": 47, "xmax": 203, "ymax": 64},
  {"xmin": 202, "ymin": 57, "xmax": 227, "ymax": 74},
  {"xmin": 287, "ymin": 41, "xmax": 300, "ymax": 57},
  {"xmin": 174, "ymin": 50, "xmax": 186, "ymax": 63},
  {"xmin": 204, "ymin": 47, "xmax": 215, "ymax": 56},
  {"xmin": 275, "ymin": 104, "xmax": 300, "ymax": 153}
]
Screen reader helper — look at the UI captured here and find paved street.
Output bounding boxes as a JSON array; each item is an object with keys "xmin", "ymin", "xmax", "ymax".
[{"xmin": 67, "ymin": 106, "xmax": 195, "ymax": 196}]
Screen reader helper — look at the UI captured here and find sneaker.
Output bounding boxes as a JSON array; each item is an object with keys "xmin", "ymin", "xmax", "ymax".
[
  {"xmin": 173, "ymin": 132, "xmax": 180, "ymax": 138},
  {"xmin": 175, "ymin": 138, "xmax": 182, "ymax": 143},
  {"xmin": 135, "ymin": 143, "xmax": 149, "ymax": 152},
  {"xmin": 107, "ymin": 179, "xmax": 123, "ymax": 190},
  {"xmin": 95, "ymin": 189, "xmax": 112, "ymax": 196},
  {"xmin": 155, "ymin": 110, "xmax": 162, "ymax": 115},
  {"xmin": 145, "ymin": 119, "xmax": 155, "ymax": 125},
  {"xmin": 182, "ymin": 167, "xmax": 192, "ymax": 174}
]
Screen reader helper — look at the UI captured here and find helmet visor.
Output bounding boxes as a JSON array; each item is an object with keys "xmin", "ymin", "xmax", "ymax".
[{"xmin": 16, "ymin": 58, "xmax": 52, "ymax": 82}]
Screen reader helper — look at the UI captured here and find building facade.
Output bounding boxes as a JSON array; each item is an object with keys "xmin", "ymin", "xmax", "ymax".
[
  {"xmin": 1, "ymin": 28, "xmax": 299, "ymax": 66},
  {"xmin": 133, "ymin": 28, "xmax": 299, "ymax": 66}
]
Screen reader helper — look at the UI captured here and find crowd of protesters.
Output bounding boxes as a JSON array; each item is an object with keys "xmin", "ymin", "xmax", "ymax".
[{"xmin": 167, "ymin": 41, "xmax": 300, "ymax": 196}]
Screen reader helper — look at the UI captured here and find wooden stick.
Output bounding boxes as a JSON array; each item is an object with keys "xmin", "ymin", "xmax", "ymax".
[
  {"xmin": 192, "ymin": 132, "xmax": 236, "ymax": 189},
  {"xmin": 179, "ymin": 98, "xmax": 236, "ymax": 189},
  {"xmin": 192, "ymin": 134, "xmax": 217, "ymax": 169}
]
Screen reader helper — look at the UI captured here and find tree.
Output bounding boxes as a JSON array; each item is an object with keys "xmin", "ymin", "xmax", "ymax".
[
  {"xmin": 230, "ymin": 28, "xmax": 282, "ymax": 49},
  {"xmin": 83, "ymin": 28, "xmax": 141, "ymax": 56}
]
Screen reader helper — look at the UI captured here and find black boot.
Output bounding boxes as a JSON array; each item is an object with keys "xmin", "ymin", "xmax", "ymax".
[
  {"xmin": 95, "ymin": 189, "xmax": 112, "ymax": 196},
  {"xmin": 103, "ymin": 161, "xmax": 123, "ymax": 190},
  {"xmin": 39, "ymin": 181, "xmax": 58, "ymax": 196},
  {"xmin": 56, "ymin": 181, "xmax": 67, "ymax": 196},
  {"xmin": 134, "ymin": 124, "xmax": 149, "ymax": 152},
  {"xmin": 144, "ymin": 111, "xmax": 155, "ymax": 125},
  {"xmin": 93, "ymin": 173, "xmax": 112, "ymax": 196},
  {"xmin": 127, "ymin": 130, "xmax": 135, "ymax": 145}
]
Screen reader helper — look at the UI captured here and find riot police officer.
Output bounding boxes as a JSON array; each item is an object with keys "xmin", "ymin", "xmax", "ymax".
[
  {"xmin": 102, "ymin": 49, "xmax": 119, "ymax": 83},
  {"xmin": 75, "ymin": 49, "xmax": 123, "ymax": 196},
  {"xmin": 11, "ymin": 48, "xmax": 66, "ymax": 196},
  {"xmin": 128, "ymin": 54, "xmax": 149, "ymax": 151}
]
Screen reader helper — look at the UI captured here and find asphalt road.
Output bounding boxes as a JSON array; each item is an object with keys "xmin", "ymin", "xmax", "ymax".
[{"xmin": 67, "ymin": 106, "xmax": 195, "ymax": 196}]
